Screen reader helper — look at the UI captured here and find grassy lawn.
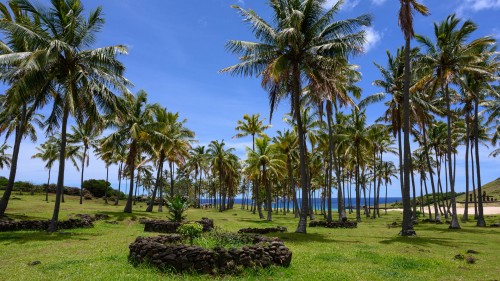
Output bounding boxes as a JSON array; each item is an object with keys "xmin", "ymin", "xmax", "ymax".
[{"xmin": 1, "ymin": 193, "xmax": 499, "ymax": 281}]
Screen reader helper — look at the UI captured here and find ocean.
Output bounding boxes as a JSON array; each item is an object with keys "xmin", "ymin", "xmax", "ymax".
[{"xmin": 199, "ymin": 197, "xmax": 403, "ymax": 211}]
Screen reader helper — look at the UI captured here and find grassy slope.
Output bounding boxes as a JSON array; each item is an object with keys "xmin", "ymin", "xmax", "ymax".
[
  {"xmin": 456, "ymin": 178, "xmax": 500, "ymax": 206},
  {"xmin": 0, "ymin": 193, "xmax": 499, "ymax": 281}
]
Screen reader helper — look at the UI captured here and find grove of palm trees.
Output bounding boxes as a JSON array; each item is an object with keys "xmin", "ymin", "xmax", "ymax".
[{"xmin": 0, "ymin": 0, "xmax": 499, "ymax": 280}]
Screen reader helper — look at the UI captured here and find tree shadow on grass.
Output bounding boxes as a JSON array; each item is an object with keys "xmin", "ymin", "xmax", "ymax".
[
  {"xmin": 419, "ymin": 225, "xmax": 499, "ymax": 235},
  {"xmin": 277, "ymin": 232, "xmax": 362, "ymax": 244},
  {"xmin": 1, "ymin": 213, "xmax": 48, "ymax": 221},
  {"xmin": 0, "ymin": 231, "xmax": 100, "ymax": 245},
  {"xmin": 379, "ymin": 235, "xmax": 483, "ymax": 248},
  {"xmin": 95, "ymin": 211, "xmax": 141, "ymax": 222},
  {"xmin": 236, "ymin": 218, "xmax": 279, "ymax": 224}
]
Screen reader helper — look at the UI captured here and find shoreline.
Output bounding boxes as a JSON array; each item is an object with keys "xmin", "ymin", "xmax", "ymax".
[{"xmin": 391, "ymin": 206, "xmax": 500, "ymax": 215}]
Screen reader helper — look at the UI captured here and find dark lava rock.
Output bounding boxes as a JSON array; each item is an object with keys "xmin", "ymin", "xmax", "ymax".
[{"xmin": 28, "ymin": 261, "xmax": 41, "ymax": 266}]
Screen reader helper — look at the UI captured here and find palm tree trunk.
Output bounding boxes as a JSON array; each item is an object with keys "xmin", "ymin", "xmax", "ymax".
[
  {"xmin": 436, "ymin": 154, "xmax": 446, "ymax": 217},
  {"xmin": 372, "ymin": 149, "xmax": 377, "ymax": 219},
  {"xmin": 384, "ymin": 181, "xmax": 388, "ymax": 214},
  {"xmin": 293, "ymin": 65, "xmax": 309, "ymax": 234},
  {"xmin": 355, "ymin": 151, "xmax": 361, "ymax": 222},
  {"xmin": 169, "ymin": 161, "xmax": 175, "ymax": 198},
  {"xmin": 422, "ymin": 125, "xmax": 440, "ymax": 222},
  {"xmin": 0, "ymin": 105, "xmax": 26, "ymax": 217},
  {"xmin": 445, "ymin": 85, "xmax": 460, "ymax": 229},
  {"xmin": 471, "ymin": 144, "xmax": 478, "ymax": 219},
  {"xmin": 401, "ymin": 37, "xmax": 415, "ymax": 236},
  {"xmin": 115, "ymin": 162, "xmax": 122, "ymax": 206},
  {"xmin": 147, "ymin": 158, "xmax": 163, "ymax": 212},
  {"xmin": 474, "ymin": 96, "xmax": 485, "ymax": 227},
  {"xmin": 124, "ymin": 141, "xmax": 137, "ymax": 213},
  {"xmin": 462, "ymin": 111, "xmax": 470, "ymax": 221},
  {"xmin": 46, "ymin": 167, "xmax": 51, "ymax": 202},
  {"xmin": 79, "ymin": 145, "xmax": 87, "ymax": 205},
  {"xmin": 48, "ymin": 107, "xmax": 69, "ymax": 232},
  {"xmin": 263, "ymin": 165, "xmax": 272, "ymax": 221},
  {"xmin": 104, "ymin": 165, "xmax": 109, "ymax": 204},
  {"xmin": 423, "ymin": 173, "xmax": 431, "ymax": 219},
  {"xmin": 326, "ymin": 105, "xmax": 334, "ymax": 221}
]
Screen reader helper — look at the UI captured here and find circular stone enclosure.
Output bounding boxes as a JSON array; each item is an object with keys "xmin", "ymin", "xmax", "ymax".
[{"xmin": 128, "ymin": 234, "xmax": 292, "ymax": 275}]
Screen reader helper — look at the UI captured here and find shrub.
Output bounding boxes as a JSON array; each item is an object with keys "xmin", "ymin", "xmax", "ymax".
[
  {"xmin": 82, "ymin": 179, "xmax": 111, "ymax": 197},
  {"xmin": 177, "ymin": 223, "xmax": 203, "ymax": 245},
  {"xmin": 166, "ymin": 195, "xmax": 190, "ymax": 222}
]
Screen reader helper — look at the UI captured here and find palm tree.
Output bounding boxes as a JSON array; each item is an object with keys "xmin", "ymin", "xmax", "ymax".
[
  {"xmin": 103, "ymin": 91, "xmax": 160, "ymax": 214},
  {"xmin": 0, "ymin": 2, "xmax": 45, "ymax": 217},
  {"xmin": 1, "ymin": 0, "xmax": 130, "ymax": 231},
  {"xmin": 0, "ymin": 144, "xmax": 11, "ymax": 170},
  {"xmin": 380, "ymin": 161, "xmax": 398, "ymax": 214},
  {"xmin": 246, "ymin": 137, "xmax": 285, "ymax": 221},
  {"xmin": 207, "ymin": 140, "xmax": 238, "ymax": 212},
  {"xmin": 186, "ymin": 146, "xmax": 207, "ymax": 208},
  {"xmin": 146, "ymin": 109, "xmax": 194, "ymax": 212},
  {"xmin": 339, "ymin": 109, "xmax": 372, "ymax": 222},
  {"xmin": 417, "ymin": 14, "xmax": 496, "ymax": 228},
  {"xmin": 222, "ymin": 0, "xmax": 371, "ymax": 233},
  {"xmin": 398, "ymin": 0, "xmax": 429, "ymax": 236},
  {"xmin": 69, "ymin": 121, "xmax": 102, "ymax": 204},
  {"xmin": 234, "ymin": 113, "xmax": 271, "ymax": 213},
  {"xmin": 273, "ymin": 130, "xmax": 299, "ymax": 217},
  {"xmin": 31, "ymin": 136, "xmax": 58, "ymax": 201}
]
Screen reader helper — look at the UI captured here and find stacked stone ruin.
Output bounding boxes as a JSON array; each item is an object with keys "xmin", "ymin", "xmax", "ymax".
[
  {"xmin": 143, "ymin": 218, "xmax": 214, "ymax": 233},
  {"xmin": 128, "ymin": 234, "xmax": 292, "ymax": 274},
  {"xmin": 0, "ymin": 213, "xmax": 110, "ymax": 232},
  {"xmin": 237, "ymin": 226, "xmax": 287, "ymax": 234},
  {"xmin": 308, "ymin": 220, "xmax": 357, "ymax": 228}
]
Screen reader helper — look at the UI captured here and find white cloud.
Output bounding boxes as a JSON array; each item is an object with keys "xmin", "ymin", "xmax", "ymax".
[
  {"xmin": 372, "ymin": 0, "xmax": 387, "ymax": 5},
  {"xmin": 237, "ymin": 0, "xmax": 245, "ymax": 6},
  {"xmin": 323, "ymin": 0, "xmax": 360, "ymax": 11},
  {"xmin": 363, "ymin": 26, "xmax": 382, "ymax": 52},
  {"xmin": 457, "ymin": 0, "xmax": 500, "ymax": 15}
]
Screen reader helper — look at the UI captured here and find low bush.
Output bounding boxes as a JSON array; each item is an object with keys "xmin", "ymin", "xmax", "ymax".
[{"xmin": 177, "ymin": 223, "xmax": 203, "ymax": 245}]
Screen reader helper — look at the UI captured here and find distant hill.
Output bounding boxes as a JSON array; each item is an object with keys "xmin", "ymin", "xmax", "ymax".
[{"xmin": 456, "ymin": 178, "xmax": 500, "ymax": 206}]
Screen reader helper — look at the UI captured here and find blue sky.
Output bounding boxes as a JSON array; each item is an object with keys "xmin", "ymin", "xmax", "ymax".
[{"xmin": 1, "ymin": 0, "xmax": 499, "ymax": 197}]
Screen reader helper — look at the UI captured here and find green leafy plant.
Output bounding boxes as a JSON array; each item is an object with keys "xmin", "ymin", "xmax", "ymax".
[
  {"xmin": 177, "ymin": 223, "xmax": 203, "ymax": 245},
  {"xmin": 193, "ymin": 227, "xmax": 254, "ymax": 249},
  {"xmin": 165, "ymin": 195, "xmax": 190, "ymax": 222}
]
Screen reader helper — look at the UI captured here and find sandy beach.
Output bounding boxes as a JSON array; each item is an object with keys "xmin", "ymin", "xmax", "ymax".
[{"xmin": 392, "ymin": 206, "xmax": 500, "ymax": 215}]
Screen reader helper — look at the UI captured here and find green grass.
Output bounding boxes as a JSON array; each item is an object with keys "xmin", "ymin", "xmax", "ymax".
[{"xmin": 1, "ymin": 193, "xmax": 500, "ymax": 281}]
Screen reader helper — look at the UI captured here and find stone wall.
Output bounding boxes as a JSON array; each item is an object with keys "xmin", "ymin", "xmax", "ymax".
[
  {"xmin": 238, "ymin": 226, "xmax": 287, "ymax": 234},
  {"xmin": 308, "ymin": 220, "xmax": 357, "ymax": 228},
  {"xmin": 129, "ymin": 234, "xmax": 292, "ymax": 274},
  {"xmin": 143, "ymin": 218, "xmax": 214, "ymax": 233},
  {"xmin": 0, "ymin": 214, "xmax": 109, "ymax": 232}
]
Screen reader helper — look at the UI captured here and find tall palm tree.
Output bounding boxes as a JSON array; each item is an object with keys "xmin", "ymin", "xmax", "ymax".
[
  {"xmin": 417, "ymin": 14, "xmax": 496, "ymax": 228},
  {"xmin": 380, "ymin": 161, "xmax": 398, "ymax": 214},
  {"xmin": 207, "ymin": 140, "xmax": 237, "ymax": 212},
  {"xmin": 222, "ymin": 0, "xmax": 371, "ymax": 233},
  {"xmin": 146, "ymin": 109, "xmax": 194, "ymax": 212},
  {"xmin": 246, "ymin": 137, "xmax": 285, "ymax": 221},
  {"xmin": 234, "ymin": 113, "xmax": 271, "ymax": 213},
  {"xmin": 234, "ymin": 113, "xmax": 271, "ymax": 148},
  {"xmin": 1, "ymin": 0, "xmax": 130, "ymax": 231},
  {"xmin": 339, "ymin": 109, "xmax": 372, "ymax": 222},
  {"xmin": 31, "ymin": 136, "xmax": 58, "ymax": 201},
  {"xmin": 398, "ymin": 0, "xmax": 429, "ymax": 236},
  {"xmin": 103, "ymin": 91, "xmax": 160, "ymax": 214},
  {"xmin": 0, "ymin": 2, "xmax": 46, "ymax": 217},
  {"xmin": 273, "ymin": 130, "xmax": 299, "ymax": 217},
  {"xmin": 68, "ymin": 121, "xmax": 102, "ymax": 204},
  {"xmin": 186, "ymin": 146, "xmax": 207, "ymax": 208}
]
